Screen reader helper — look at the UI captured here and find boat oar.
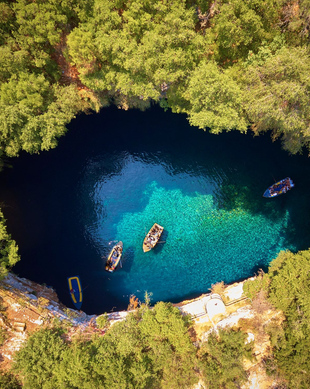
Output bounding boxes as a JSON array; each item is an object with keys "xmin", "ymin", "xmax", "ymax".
[{"xmin": 158, "ymin": 241, "xmax": 166, "ymax": 244}]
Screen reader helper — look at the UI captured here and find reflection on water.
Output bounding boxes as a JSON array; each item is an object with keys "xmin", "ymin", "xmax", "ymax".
[{"xmin": 0, "ymin": 106, "xmax": 309, "ymax": 314}]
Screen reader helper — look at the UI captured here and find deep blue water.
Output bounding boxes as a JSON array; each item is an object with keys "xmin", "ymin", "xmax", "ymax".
[{"xmin": 1, "ymin": 106, "xmax": 310, "ymax": 314}]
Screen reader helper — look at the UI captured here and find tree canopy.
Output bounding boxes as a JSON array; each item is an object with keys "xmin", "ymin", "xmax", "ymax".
[
  {"xmin": 12, "ymin": 301, "xmax": 256, "ymax": 388},
  {"xmin": 0, "ymin": 0, "xmax": 309, "ymax": 154},
  {"xmin": 0, "ymin": 209, "xmax": 20, "ymax": 280},
  {"xmin": 244, "ymin": 249, "xmax": 310, "ymax": 388},
  {"xmin": 179, "ymin": 60, "xmax": 248, "ymax": 133},
  {"xmin": 242, "ymin": 46, "xmax": 310, "ymax": 153},
  {"xmin": 68, "ymin": 0, "xmax": 204, "ymax": 109},
  {"xmin": 199, "ymin": 327, "xmax": 252, "ymax": 389},
  {"xmin": 13, "ymin": 303, "xmax": 199, "ymax": 389}
]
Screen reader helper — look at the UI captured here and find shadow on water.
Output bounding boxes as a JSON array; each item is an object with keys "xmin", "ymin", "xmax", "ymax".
[
  {"xmin": 213, "ymin": 178, "xmax": 285, "ymax": 223},
  {"xmin": 250, "ymin": 263, "xmax": 269, "ymax": 276},
  {"xmin": 119, "ymin": 246, "xmax": 135, "ymax": 273},
  {"xmin": 153, "ymin": 230, "xmax": 168, "ymax": 254}
]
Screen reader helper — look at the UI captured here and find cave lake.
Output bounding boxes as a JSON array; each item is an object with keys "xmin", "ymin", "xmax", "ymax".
[{"xmin": 1, "ymin": 106, "xmax": 310, "ymax": 314}]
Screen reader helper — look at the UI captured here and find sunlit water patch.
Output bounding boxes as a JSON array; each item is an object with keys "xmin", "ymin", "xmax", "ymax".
[{"xmin": 85, "ymin": 165, "xmax": 293, "ymax": 304}]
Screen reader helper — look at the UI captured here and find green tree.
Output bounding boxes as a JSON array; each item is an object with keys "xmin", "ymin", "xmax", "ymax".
[
  {"xmin": 242, "ymin": 46, "xmax": 310, "ymax": 154},
  {"xmin": 268, "ymin": 250, "xmax": 310, "ymax": 333},
  {"xmin": 0, "ymin": 2, "xmax": 16, "ymax": 45},
  {"xmin": 178, "ymin": 61, "xmax": 248, "ymax": 133},
  {"xmin": 138, "ymin": 302, "xmax": 198, "ymax": 389},
  {"xmin": 55, "ymin": 340, "xmax": 102, "ymax": 389},
  {"xmin": 244, "ymin": 35, "xmax": 286, "ymax": 67},
  {"xmin": 0, "ymin": 44, "xmax": 30, "ymax": 83},
  {"xmin": 266, "ymin": 249, "xmax": 310, "ymax": 387},
  {"xmin": 95, "ymin": 314, "xmax": 155, "ymax": 389},
  {"xmin": 92, "ymin": 302, "xmax": 198, "ymax": 389},
  {"xmin": 243, "ymin": 269, "xmax": 270, "ymax": 300},
  {"xmin": 203, "ymin": 0, "xmax": 283, "ymax": 63},
  {"xmin": 0, "ymin": 370, "xmax": 21, "ymax": 389},
  {"xmin": 13, "ymin": 302, "xmax": 198, "ymax": 388},
  {"xmin": 0, "ymin": 72, "xmax": 84, "ymax": 156},
  {"xmin": 199, "ymin": 327, "xmax": 252, "ymax": 389},
  {"xmin": 0, "ymin": 209, "xmax": 20, "ymax": 280},
  {"xmin": 68, "ymin": 0, "xmax": 204, "ymax": 108},
  {"xmin": 12, "ymin": 0, "xmax": 66, "ymax": 70},
  {"xmin": 14, "ymin": 328, "xmax": 67, "ymax": 389},
  {"xmin": 96, "ymin": 313, "xmax": 110, "ymax": 329}
]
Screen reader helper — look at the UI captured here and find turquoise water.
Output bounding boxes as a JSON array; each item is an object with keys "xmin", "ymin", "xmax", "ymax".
[
  {"xmin": 0, "ymin": 106, "xmax": 308, "ymax": 314},
  {"xmin": 81, "ymin": 154, "xmax": 293, "ymax": 306}
]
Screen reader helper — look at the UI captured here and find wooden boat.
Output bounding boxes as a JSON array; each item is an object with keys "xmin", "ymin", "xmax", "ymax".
[
  {"xmin": 143, "ymin": 223, "xmax": 164, "ymax": 252},
  {"xmin": 263, "ymin": 177, "xmax": 294, "ymax": 198},
  {"xmin": 105, "ymin": 241, "xmax": 123, "ymax": 272},
  {"xmin": 67, "ymin": 276, "xmax": 83, "ymax": 310}
]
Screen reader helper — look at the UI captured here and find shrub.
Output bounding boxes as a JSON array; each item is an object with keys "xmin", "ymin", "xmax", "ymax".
[
  {"xmin": 199, "ymin": 327, "xmax": 253, "ymax": 389},
  {"xmin": 243, "ymin": 270, "xmax": 270, "ymax": 300},
  {"xmin": 0, "ymin": 371, "xmax": 21, "ymax": 389},
  {"xmin": 14, "ymin": 328, "xmax": 66, "ymax": 388},
  {"xmin": 96, "ymin": 313, "xmax": 109, "ymax": 329}
]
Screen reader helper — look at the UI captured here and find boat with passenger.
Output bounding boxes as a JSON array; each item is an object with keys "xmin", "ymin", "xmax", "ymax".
[
  {"xmin": 105, "ymin": 241, "xmax": 123, "ymax": 272},
  {"xmin": 143, "ymin": 223, "xmax": 164, "ymax": 252},
  {"xmin": 67, "ymin": 276, "xmax": 83, "ymax": 310},
  {"xmin": 263, "ymin": 177, "xmax": 294, "ymax": 198}
]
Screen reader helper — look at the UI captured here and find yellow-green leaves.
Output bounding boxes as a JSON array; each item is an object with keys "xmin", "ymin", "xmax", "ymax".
[
  {"xmin": 68, "ymin": 0, "xmax": 203, "ymax": 105},
  {"xmin": 183, "ymin": 61, "xmax": 248, "ymax": 133},
  {"xmin": 0, "ymin": 209, "xmax": 20, "ymax": 280},
  {"xmin": 242, "ymin": 47, "xmax": 310, "ymax": 153},
  {"xmin": 0, "ymin": 74, "xmax": 84, "ymax": 156}
]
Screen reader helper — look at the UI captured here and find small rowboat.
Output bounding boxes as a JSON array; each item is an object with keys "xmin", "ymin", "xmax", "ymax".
[
  {"xmin": 263, "ymin": 177, "xmax": 294, "ymax": 198},
  {"xmin": 143, "ymin": 223, "xmax": 164, "ymax": 252},
  {"xmin": 105, "ymin": 241, "xmax": 123, "ymax": 272},
  {"xmin": 67, "ymin": 276, "xmax": 83, "ymax": 310}
]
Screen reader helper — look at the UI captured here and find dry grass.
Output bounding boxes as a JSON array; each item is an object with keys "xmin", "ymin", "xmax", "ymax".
[
  {"xmin": 210, "ymin": 281, "xmax": 226, "ymax": 298},
  {"xmin": 194, "ymin": 321, "xmax": 214, "ymax": 339},
  {"xmin": 252, "ymin": 290, "xmax": 273, "ymax": 315},
  {"xmin": 225, "ymin": 299, "xmax": 249, "ymax": 314}
]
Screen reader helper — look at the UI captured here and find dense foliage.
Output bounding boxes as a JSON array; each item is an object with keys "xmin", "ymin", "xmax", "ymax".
[
  {"xmin": 0, "ymin": 0, "xmax": 310, "ymax": 156},
  {"xmin": 13, "ymin": 302, "xmax": 252, "ymax": 388},
  {"xmin": 0, "ymin": 0, "xmax": 95, "ymax": 158},
  {"xmin": 267, "ymin": 250, "xmax": 310, "ymax": 388},
  {"xmin": 13, "ymin": 303, "xmax": 198, "ymax": 389},
  {"xmin": 244, "ymin": 249, "xmax": 310, "ymax": 388},
  {"xmin": 199, "ymin": 328, "xmax": 253, "ymax": 389},
  {"xmin": 0, "ymin": 370, "xmax": 21, "ymax": 389},
  {"xmin": 0, "ymin": 209, "xmax": 20, "ymax": 279}
]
